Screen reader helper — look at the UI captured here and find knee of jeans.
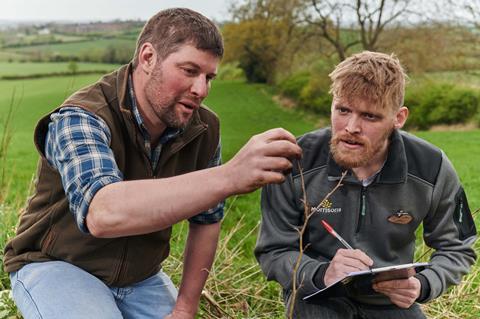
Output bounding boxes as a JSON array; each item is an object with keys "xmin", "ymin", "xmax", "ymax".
[
  {"xmin": 10, "ymin": 272, "xmax": 43, "ymax": 319},
  {"xmin": 8, "ymin": 271, "xmax": 18, "ymax": 291}
]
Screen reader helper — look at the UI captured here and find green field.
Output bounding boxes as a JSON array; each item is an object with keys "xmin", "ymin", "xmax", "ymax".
[
  {"xmin": 4, "ymin": 38, "xmax": 136, "ymax": 56},
  {"xmin": 0, "ymin": 62, "xmax": 119, "ymax": 77},
  {"xmin": 0, "ymin": 74, "xmax": 117, "ymax": 200},
  {"xmin": 0, "ymin": 51, "xmax": 29, "ymax": 62},
  {"xmin": 1, "ymin": 74, "xmax": 479, "ymax": 318},
  {"xmin": 3, "ymin": 34, "xmax": 88, "ymax": 47}
]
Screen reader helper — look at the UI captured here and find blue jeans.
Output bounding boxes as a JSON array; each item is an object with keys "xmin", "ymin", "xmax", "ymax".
[{"xmin": 10, "ymin": 261, "xmax": 178, "ymax": 319}]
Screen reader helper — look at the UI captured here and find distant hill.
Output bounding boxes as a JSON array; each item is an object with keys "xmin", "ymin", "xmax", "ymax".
[{"xmin": 0, "ymin": 20, "xmax": 141, "ymax": 63}]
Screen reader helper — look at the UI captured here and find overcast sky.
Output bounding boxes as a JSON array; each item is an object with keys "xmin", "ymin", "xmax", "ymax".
[{"xmin": 1, "ymin": 0, "xmax": 232, "ymax": 22}]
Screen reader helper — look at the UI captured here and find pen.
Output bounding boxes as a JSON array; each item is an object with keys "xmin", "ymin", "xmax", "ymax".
[{"xmin": 321, "ymin": 219, "xmax": 354, "ymax": 250}]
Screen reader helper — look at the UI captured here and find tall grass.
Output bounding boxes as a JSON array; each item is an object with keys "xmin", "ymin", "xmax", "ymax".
[
  {"xmin": 0, "ymin": 90, "xmax": 19, "ymax": 201},
  {"xmin": 0, "ymin": 204, "xmax": 20, "ymax": 319},
  {"xmin": 165, "ymin": 204, "xmax": 285, "ymax": 319},
  {"xmin": 417, "ymin": 213, "xmax": 480, "ymax": 318},
  {"xmin": 0, "ymin": 92, "xmax": 21, "ymax": 318}
]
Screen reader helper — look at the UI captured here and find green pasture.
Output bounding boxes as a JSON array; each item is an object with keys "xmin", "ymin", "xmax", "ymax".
[
  {"xmin": 0, "ymin": 51, "xmax": 29, "ymax": 62},
  {"xmin": 0, "ymin": 74, "xmax": 110, "ymax": 201},
  {"xmin": 0, "ymin": 62, "xmax": 119, "ymax": 77},
  {"xmin": 3, "ymin": 33, "xmax": 87, "ymax": 47},
  {"xmin": 3, "ymin": 38, "xmax": 135, "ymax": 56}
]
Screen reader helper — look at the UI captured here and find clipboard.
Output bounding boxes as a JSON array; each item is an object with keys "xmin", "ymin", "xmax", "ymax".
[{"xmin": 303, "ymin": 262, "xmax": 430, "ymax": 302}]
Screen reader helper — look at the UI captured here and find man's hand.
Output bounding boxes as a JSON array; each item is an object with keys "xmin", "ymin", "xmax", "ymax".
[
  {"xmin": 224, "ymin": 128, "xmax": 302, "ymax": 194},
  {"xmin": 324, "ymin": 249, "xmax": 374, "ymax": 286},
  {"xmin": 372, "ymin": 276, "xmax": 421, "ymax": 308},
  {"xmin": 165, "ymin": 308, "xmax": 195, "ymax": 319}
]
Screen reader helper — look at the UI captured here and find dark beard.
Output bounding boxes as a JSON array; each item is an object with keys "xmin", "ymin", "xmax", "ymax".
[
  {"xmin": 159, "ymin": 102, "xmax": 192, "ymax": 130},
  {"xmin": 144, "ymin": 67, "xmax": 193, "ymax": 130}
]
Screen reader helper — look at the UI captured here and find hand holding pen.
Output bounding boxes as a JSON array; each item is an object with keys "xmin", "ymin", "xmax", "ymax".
[
  {"xmin": 321, "ymin": 220, "xmax": 354, "ymax": 250},
  {"xmin": 321, "ymin": 219, "xmax": 374, "ymax": 286}
]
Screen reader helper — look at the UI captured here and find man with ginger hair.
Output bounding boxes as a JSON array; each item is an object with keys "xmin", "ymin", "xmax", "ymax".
[
  {"xmin": 4, "ymin": 8, "xmax": 302, "ymax": 319},
  {"xmin": 255, "ymin": 51, "xmax": 476, "ymax": 318}
]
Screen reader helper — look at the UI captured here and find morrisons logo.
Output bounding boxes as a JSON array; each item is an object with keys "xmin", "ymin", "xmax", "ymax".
[{"xmin": 314, "ymin": 199, "xmax": 342, "ymax": 214}]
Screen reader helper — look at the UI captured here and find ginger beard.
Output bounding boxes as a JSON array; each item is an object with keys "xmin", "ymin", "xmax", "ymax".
[{"xmin": 330, "ymin": 126, "xmax": 393, "ymax": 169}]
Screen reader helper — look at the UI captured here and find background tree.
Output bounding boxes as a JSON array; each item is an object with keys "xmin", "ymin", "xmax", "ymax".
[
  {"xmin": 448, "ymin": 0, "xmax": 480, "ymax": 29},
  {"xmin": 303, "ymin": 0, "xmax": 415, "ymax": 61},
  {"xmin": 223, "ymin": 0, "xmax": 308, "ymax": 83},
  {"xmin": 67, "ymin": 60, "xmax": 78, "ymax": 75}
]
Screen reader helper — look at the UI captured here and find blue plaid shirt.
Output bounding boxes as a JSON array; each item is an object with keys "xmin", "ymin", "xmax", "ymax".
[{"xmin": 45, "ymin": 77, "xmax": 224, "ymax": 233}]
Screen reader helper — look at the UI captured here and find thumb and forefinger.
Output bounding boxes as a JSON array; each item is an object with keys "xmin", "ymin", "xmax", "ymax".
[{"xmin": 258, "ymin": 128, "xmax": 302, "ymax": 159}]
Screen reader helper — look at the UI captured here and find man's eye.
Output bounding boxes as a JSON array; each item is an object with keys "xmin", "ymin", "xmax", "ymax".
[
  {"xmin": 183, "ymin": 68, "xmax": 197, "ymax": 75},
  {"xmin": 364, "ymin": 113, "xmax": 377, "ymax": 120},
  {"xmin": 338, "ymin": 108, "xmax": 349, "ymax": 114}
]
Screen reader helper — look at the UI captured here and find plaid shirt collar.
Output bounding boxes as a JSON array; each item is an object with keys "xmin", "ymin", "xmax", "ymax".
[{"xmin": 127, "ymin": 73, "xmax": 182, "ymax": 168}]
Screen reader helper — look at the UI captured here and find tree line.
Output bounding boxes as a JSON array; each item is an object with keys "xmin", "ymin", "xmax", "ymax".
[
  {"xmin": 221, "ymin": 0, "xmax": 480, "ymax": 83},
  {"xmin": 220, "ymin": 0, "xmax": 480, "ymax": 129}
]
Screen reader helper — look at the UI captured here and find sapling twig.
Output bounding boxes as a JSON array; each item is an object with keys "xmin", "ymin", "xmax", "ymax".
[{"xmin": 288, "ymin": 161, "xmax": 346, "ymax": 318}]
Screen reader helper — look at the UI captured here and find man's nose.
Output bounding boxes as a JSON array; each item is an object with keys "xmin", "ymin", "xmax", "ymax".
[
  {"xmin": 345, "ymin": 115, "xmax": 361, "ymax": 134},
  {"xmin": 190, "ymin": 76, "xmax": 209, "ymax": 99}
]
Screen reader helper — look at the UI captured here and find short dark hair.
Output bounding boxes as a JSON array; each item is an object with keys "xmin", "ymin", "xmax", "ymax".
[{"xmin": 132, "ymin": 8, "xmax": 224, "ymax": 68}]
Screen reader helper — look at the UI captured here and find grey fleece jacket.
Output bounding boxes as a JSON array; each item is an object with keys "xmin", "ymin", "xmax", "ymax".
[{"xmin": 255, "ymin": 128, "xmax": 477, "ymax": 305}]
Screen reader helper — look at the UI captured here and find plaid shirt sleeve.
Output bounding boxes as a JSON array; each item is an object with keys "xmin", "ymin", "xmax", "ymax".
[
  {"xmin": 45, "ymin": 107, "xmax": 123, "ymax": 233},
  {"xmin": 188, "ymin": 141, "xmax": 225, "ymax": 224}
]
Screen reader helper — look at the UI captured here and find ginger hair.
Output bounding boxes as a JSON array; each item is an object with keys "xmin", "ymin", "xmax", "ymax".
[{"xmin": 329, "ymin": 51, "xmax": 407, "ymax": 111}]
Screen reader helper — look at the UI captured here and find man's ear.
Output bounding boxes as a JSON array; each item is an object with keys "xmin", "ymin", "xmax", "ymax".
[
  {"xmin": 138, "ymin": 42, "xmax": 157, "ymax": 75},
  {"xmin": 394, "ymin": 106, "xmax": 409, "ymax": 129}
]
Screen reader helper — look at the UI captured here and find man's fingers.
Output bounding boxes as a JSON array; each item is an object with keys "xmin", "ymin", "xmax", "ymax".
[
  {"xmin": 373, "ymin": 277, "xmax": 421, "ymax": 309},
  {"xmin": 351, "ymin": 249, "xmax": 374, "ymax": 267},
  {"xmin": 375, "ymin": 287, "xmax": 419, "ymax": 298},
  {"xmin": 334, "ymin": 255, "xmax": 371, "ymax": 272},
  {"xmin": 259, "ymin": 128, "xmax": 298, "ymax": 144},
  {"xmin": 258, "ymin": 170, "xmax": 287, "ymax": 185},
  {"xmin": 335, "ymin": 264, "xmax": 367, "ymax": 276},
  {"xmin": 336, "ymin": 248, "xmax": 374, "ymax": 268},
  {"xmin": 262, "ymin": 140, "xmax": 302, "ymax": 159},
  {"xmin": 374, "ymin": 278, "xmax": 417, "ymax": 289},
  {"xmin": 225, "ymin": 128, "xmax": 303, "ymax": 194},
  {"xmin": 259, "ymin": 157, "xmax": 293, "ymax": 172},
  {"xmin": 373, "ymin": 288, "xmax": 417, "ymax": 308},
  {"xmin": 327, "ymin": 248, "xmax": 375, "ymax": 284},
  {"xmin": 387, "ymin": 294, "xmax": 415, "ymax": 308}
]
